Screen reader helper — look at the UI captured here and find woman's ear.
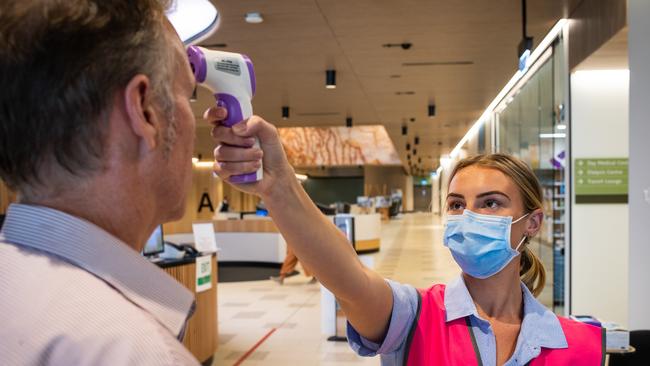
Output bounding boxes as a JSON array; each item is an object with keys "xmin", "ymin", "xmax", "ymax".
[{"xmin": 525, "ymin": 208, "xmax": 544, "ymax": 237}]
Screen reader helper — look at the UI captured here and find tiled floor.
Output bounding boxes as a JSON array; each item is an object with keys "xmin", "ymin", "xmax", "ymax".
[{"xmin": 211, "ymin": 213, "xmax": 460, "ymax": 365}]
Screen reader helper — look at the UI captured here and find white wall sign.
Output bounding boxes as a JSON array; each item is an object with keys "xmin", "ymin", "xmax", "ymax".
[
  {"xmin": 195, "ymin": 255, "xmax": 212, "ymax": 292},
  {"xmin": 192, "ymin": 222, "xmax": 218, "ymax": 253}
]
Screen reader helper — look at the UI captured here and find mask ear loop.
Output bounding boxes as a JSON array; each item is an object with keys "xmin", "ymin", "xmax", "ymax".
[
  {"xmin": 512, "ymin": 212, "xmax": 530, "ymax": 252},
  {"xmin": 515, "ymin": 235, "xmax": 528, "ymax": 252}
]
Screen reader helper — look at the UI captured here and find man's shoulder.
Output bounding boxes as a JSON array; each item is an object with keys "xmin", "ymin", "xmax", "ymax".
[{"xmin": 0, "ymin": 241, "xmax": 199, "ymax": 365}]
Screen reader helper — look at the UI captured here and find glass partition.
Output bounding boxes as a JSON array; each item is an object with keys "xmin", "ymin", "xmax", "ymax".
[{"xmin": 495, "ymin": 40, "xmax": 568, "ymax": 314}]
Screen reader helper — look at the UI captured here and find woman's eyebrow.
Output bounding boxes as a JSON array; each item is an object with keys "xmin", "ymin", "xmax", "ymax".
[
  {"xmin": 446, "ymin": 193, "xmax": 464, "ymax": 200},
  {"xmin": 476, "ymin": 191, "xmax": 511, "ymax": 200}
]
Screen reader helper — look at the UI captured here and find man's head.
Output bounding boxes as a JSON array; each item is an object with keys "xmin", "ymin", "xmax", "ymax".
[{"xmin": 0, "ymin": 1, "xmax": 196, "ymax": 224}]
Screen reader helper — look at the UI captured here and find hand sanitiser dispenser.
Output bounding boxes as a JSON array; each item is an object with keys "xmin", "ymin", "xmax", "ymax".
[{"xmin": 187, "ymin": 46, "xmax": 261, "ymax": 183}]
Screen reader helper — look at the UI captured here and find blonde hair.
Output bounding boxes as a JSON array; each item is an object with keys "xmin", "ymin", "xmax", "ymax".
[{"xmin": 448, "ymin": 153, "xmax": 546, "ymax": 297}]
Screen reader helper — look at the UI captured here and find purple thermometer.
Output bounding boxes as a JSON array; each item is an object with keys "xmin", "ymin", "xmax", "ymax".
[{"xmin": 187, "ymin": 46, "xmax": 260, "ymax": 183}]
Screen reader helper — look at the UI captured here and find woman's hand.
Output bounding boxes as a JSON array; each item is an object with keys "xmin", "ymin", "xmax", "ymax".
[{"xmin": 205, "ymin": 107, "xmax": 295, "ymax": 199}]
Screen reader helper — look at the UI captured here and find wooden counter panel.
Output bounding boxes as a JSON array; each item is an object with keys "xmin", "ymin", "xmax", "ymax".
[
  {"xmin": 355, "ymin": 239, "xmax": 380, "ymax": 252},
  {"xmin": 165, "ymin": 219, "xmax": 279, "ymax": 236},
  {"xmin": 163, "ymin": 256, "xmax": 218, "ymax": 363},
  {"xmin": 212, "ymin": 219, "xmax": 279, "ymax": 233}
]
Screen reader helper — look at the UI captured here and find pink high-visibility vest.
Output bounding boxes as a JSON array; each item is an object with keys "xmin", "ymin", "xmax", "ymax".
[{"xmin": 404, "ymin": 284, "xmax": 605, "ymax": 366}]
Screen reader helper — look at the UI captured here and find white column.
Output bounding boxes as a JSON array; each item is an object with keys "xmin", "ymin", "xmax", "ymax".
[{"xmin": 627, "ymin": 0, "xmax": 650, "ymax": 330}]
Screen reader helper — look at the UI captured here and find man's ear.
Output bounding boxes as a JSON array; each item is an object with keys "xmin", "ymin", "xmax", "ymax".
[
  {"xmin": 525, "ymin": 208, "xmax": 544, "ymax": 237},
  {"xmin": 123, "ymin": 74, "xmax": 159, "ymax": 151}
]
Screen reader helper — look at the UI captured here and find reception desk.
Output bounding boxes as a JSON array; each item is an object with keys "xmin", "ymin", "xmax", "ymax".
[
  {"xmin": 159, "ymin": 255, "xmax": 218, "ymax": 364},
  {"xmin": 351, "ymin": 213, "xmax": 381, "ymax": 253},
  {"xmin": 166, "ymin": 219, "xmax": 287, "ymax": 265}
]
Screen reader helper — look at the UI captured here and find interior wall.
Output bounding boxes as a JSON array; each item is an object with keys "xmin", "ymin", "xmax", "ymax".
[
  {"xmin": 628, "ymin": 0, "xmax": 650, "ymax": 330},
  {"xmin": 570, "ymin": 70, "xmax": 629, "ymax": 326},
  {"xmin": 363, "ymin": 166, "xmax": 413, "ymax": 211},
  {"xmin": 302, "ymin": 177, "xmax": 364, "ymax": 205}
]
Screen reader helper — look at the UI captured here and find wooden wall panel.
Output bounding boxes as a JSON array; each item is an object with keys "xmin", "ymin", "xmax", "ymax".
[
  {"xmin": 569, "ymin": 0, "xmax": 627, "ymax": 70},
  {"xmin": 363, "ymin": 166, "xmax": 413, "ymax": 210},
  {"xmin": 162, "ymin": 256, "xmax": 218, "ymax": 363},
  {"xmin": 0, "ymin": 180, "xmax": 16, "ymax": 214}
]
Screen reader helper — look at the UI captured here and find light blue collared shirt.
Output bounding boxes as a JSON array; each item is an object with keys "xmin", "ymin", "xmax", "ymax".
[
  {"xmin": 347, "ymin": 276, "xmax": 568, "ymax": 366},
  {"xmin": 0, "ymin": 204, "xmax": 199, "ymax": 365}
]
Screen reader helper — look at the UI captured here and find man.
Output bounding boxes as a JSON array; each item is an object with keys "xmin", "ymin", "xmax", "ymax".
[{"xmin": 0, "ymin": 1, "xmax": 200, "ymax": 364}]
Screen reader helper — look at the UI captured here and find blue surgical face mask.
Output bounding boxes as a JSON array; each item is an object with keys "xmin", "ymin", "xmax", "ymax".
[{"xmin": 443, "ymin": 210, "xmax": 529, "ymax": 279}]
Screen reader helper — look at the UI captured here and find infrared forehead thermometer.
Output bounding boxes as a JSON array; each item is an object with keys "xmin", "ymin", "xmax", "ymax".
[{"xmin": 187, "ymin": 46, "xmax": 261, "ymax": 184}]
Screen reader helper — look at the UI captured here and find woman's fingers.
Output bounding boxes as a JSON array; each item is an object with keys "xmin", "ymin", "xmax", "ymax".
[
  {"xmin": 213, "ymin": 145, "xmax": 263, "ymax": 162},
  {"xmin": 213, "ymin": 160, "xmax": 262, "ymax": 181},
  {"xmin": 211, "ymin": 126, "xmax": 257, "ymax": 147}
]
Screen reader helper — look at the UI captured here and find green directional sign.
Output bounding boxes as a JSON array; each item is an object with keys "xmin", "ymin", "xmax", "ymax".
[{"xmin": 575, "ymin": 158, "xmax": 628, "ymax": 204}]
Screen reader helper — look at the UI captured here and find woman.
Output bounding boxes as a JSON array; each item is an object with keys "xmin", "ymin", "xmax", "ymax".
[{"xmin": 206, "ymin": 108, "xmax": 604, "ymax": 365}]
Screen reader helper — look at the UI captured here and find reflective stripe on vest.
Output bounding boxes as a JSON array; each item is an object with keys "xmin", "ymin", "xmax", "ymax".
[{"xmin": 404, "ymin": 284, "xmax": 605, "ymax": 366}]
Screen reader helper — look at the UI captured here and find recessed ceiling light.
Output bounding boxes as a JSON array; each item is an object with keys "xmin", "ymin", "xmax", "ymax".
[
  {"xmin": 326, "ymin": 70, "xmax": 336, "ymax": 89},
  {"xmin": 245, "ymin": 12, "xmax": 263, "ymax": 24},
  {"xmin": 428, "ymin": 104, "xmax": 436, "ymax": 118}
]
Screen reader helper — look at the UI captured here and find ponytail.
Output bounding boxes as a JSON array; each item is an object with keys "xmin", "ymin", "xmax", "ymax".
[{"xmin": 520, "ymin": 245, "xmax": 546, "ymax": 297}]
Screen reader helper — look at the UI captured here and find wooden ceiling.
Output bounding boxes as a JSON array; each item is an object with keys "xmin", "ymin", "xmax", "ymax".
[
  {"xmin": 575, "ymin": 27, "xmax": 628, "ymax": 70},
  {"xmin": 191, "ymin": 0, "xmax": 580, "ymax": 173}
]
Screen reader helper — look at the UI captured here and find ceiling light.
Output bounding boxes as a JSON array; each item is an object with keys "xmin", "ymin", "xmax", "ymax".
[
  {"xmin": 295, "ymin": 173, "xmax": 308, "ymax": 181},
  {"xmin": 540, "ymin": 133, "xmax": 566, "ymax": 139},
  {"xmin": 194, "ymin": 161, "xmax": 214, "ymax": 168},
  {"xmin": 326, "ymin": 70, "xmax": 336, "ymax": 89},
  {"xmin": 245, "ymin": 12, "xmax": 264, "ymax": 24},
  {"xmin": 192, "ymin": 157, "xmax": 199, "ymax": 164},
  {"xmin": 428, "ymin": 104, "xmax": 436, "ymax": 118},
  {"xmin": 382, "ymin": 42, "xmax": 412, "ymax": 50},
  {"xmin": 556, "ymin": 124, "xmax": 567, "ymax": 130},
  {"xmin": 282, "ymin": 106, "xmax": 290, "ymax": 120},
  {"xmin": 166, "ymin": 0, "xmax": 220, "ymax": 45},
  {"xmin": 402, "ymin": 125, "xmax": 408, "ymax": 136},
  {"xmin": 346, "ymin": 116, "xmax": 352, "ymax": 127}
]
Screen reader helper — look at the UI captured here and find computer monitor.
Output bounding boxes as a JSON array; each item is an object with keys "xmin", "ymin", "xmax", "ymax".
[
  {"xmin": 142, "ymin": 225, "xmax": 164, "ymax": 256},
  {"xmin": 334, "ymin": 215, "xmax": 355, "ymax": 248}
]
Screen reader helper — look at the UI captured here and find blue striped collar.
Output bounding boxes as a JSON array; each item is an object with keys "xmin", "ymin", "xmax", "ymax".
[
  {"xmin": 1, "ymin": 203, "xmax": 195, "ymax": 338},
  {"xmin": 444, "ymin": 275, "xmax": 568, "ymax": 350}
]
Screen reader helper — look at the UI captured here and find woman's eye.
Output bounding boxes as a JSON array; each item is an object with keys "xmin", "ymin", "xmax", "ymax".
[
  {"xmin": 447, "ymin": 201, "xmax": 465, "ymax": 211},
  {"xmin": 484, "ymin": 199, "xmax": 500, "ymax": 209}
]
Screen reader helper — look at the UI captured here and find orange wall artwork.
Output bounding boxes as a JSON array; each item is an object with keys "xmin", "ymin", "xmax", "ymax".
[{"xmin": 278, "ymin": 125, "xmax": 401, "ymax": 167}]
